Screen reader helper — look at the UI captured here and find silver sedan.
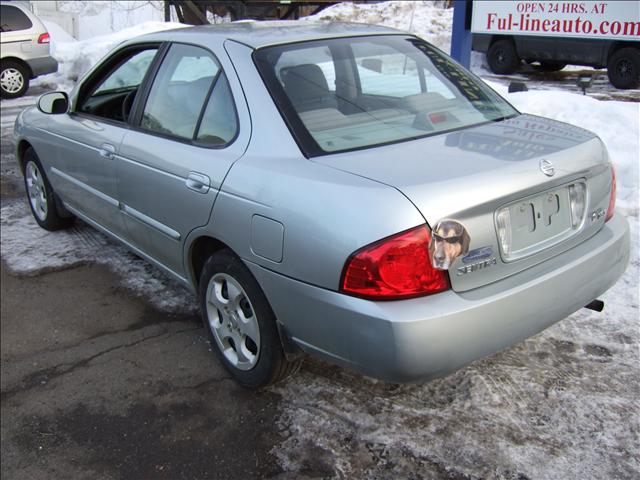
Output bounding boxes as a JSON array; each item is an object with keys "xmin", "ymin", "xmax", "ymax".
[{"xmin": 14, "ymin": 22, "xmax": 629, "ymax": 387}]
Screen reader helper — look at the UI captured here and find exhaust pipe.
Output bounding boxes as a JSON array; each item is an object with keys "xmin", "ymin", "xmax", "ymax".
[{"xmin": 584, "ymin": 300, "xmax": 604, "ymax": 312}]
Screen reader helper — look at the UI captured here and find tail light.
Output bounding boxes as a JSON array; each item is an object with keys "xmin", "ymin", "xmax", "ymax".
[
  {"xmin": 340, "ymin": 225, "xmax": 450, "ymax": 300},
  {"xmin": 38, "ymin": 33, "xmax": 50, "ymax": 44},
  {"xmin": 605, "ymin": 165, "xmax": 616, "ymax": 222}
]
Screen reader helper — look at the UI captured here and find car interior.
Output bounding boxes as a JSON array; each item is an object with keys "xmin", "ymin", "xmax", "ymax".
[{"xmin": 265, "ymin": 39, "xmax": 516, "ymax": 153}]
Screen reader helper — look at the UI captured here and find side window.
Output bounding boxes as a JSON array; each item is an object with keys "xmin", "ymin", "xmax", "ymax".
[
  {"xmin": 78, "ymin": 48, "xmax": 158, "ymax": 122},
  {"xmin": 0, "ymin": 6, "xmax": 33, "ymax": 32},
  {"xmin": 196, "ymin": 74, "xmax": 238, "ymax": 146},
  {"xmin": 94, "ymin": 50, "xmax": 157, "ymax": 94},
  {"xmin": 352, "ymin": 43, "xmax": 423, "ymax": 97},
  {"xmin": 140, "ymin": 44, "xmax": 220, "ymax": 140}
]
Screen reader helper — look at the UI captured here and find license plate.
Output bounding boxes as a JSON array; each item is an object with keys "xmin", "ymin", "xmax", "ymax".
[{"xmin": 497, "ymin": 186, "xmax": 573, "ymax": 261}]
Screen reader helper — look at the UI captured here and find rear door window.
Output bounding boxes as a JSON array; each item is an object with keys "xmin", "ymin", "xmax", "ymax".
[
  {"xmin": 140, "ymin": 44, "xmax": 219, "ymax": 140},
  {"xmin": 0, "ymin": 5, "xmax": 33, "ymax": 32},
  {"xmin": 139, "ymin": 43, "xmax": 238, "ymax": 146}
]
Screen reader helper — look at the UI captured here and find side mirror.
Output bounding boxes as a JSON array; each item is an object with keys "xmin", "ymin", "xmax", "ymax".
[{"xmin": 37, "ymin": 92, "xmax": 69, "ymax": 115}]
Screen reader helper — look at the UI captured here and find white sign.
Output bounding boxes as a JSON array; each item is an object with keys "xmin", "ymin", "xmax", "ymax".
[{"xmin": 471, "ymin": 1, "xmax": 640, "ymax": 40}]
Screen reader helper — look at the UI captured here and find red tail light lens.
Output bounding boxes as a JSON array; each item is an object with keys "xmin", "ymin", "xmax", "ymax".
[
  {"xmin": 340, "ymin": 225, "xmax": 450, "ymax": 300},
  {"xmin": 38, "ymin": 33, "xmax": 50, "ymax": 44},
  {"xmin": 605, "ymin": 165, "xmax": 616, "ymax": 222}
]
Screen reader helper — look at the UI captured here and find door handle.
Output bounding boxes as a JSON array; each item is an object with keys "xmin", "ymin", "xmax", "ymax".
[
  {"xmin": 186, "ymin": 172, "xmax": 210, "ymax": 194},
  {"xmin": 99, "ymin": 143, "xmax": 116, "ymax": 159}
]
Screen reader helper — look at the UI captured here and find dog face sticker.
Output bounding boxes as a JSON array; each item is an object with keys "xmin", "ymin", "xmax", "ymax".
[{"xmin": 429, "ymin": 219, "xmax": 470, "ymax": 270}]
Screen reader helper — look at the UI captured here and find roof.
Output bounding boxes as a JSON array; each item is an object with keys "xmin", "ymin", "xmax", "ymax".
[{"xmin": 137, "ymin": 21, "xmax": 405, "ymax": 49}]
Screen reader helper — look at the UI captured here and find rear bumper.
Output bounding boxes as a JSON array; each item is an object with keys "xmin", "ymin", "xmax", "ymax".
[
  {"xmin": 26, "ymin": 56, "xmax": 58, "ymax": 78},
  {"xmin": 246, "ymin": 215, "xmax": 630, "ymax": 383}
]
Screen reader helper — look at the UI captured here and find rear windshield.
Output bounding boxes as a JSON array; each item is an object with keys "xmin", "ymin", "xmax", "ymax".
[{"xmin": 254, "ymin": 35, "xmax": 518, "ymax": 157}]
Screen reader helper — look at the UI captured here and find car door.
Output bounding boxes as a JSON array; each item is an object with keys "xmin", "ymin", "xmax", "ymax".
[
  {"xmin": 48, "ymin": 45, "xmax": 161, "ymax": 238},
  {"xmin": 116, "ymin": 42, "xmax": 250, "ymax": 278}
]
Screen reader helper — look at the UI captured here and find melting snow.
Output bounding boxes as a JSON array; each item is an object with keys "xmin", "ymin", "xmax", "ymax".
[{"xmin": 0, "ymin": 200, "xmax": 195, "ymax": 314}]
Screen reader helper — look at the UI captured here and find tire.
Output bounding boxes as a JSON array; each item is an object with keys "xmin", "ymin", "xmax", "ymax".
[
  {"xmin": 1, "ymin": 60, "xmax": 29, "ymax": 99},
  {"xmin": 199, "ymin": 250, "xmax": 301, "ymax": 388},
  {"xmin": 607, "ymin": 47, "xmax": 640, "ymax": 89},
  {"xmin": 538, "ymin": 61, "xmax": 567, "ymax": 72},
  {"xmin": 22, "ymin": 148, "xmax": 74, "ymax": 231},
  {"xmin": 487, "ymin": 39, "xmax": 520, "ymax": 75}
]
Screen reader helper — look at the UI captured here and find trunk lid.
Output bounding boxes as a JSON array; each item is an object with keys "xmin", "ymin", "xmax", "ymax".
[{"xmin": 313, "ymin": 114, "xmax": 613, "ymax": 292}]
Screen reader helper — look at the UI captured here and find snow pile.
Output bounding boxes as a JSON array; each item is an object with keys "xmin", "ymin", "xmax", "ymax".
[
  {"xmin": 305, "ymin": 1, "xmax": 453, "ymax": 53},
  {"xmin": 54, "ymin": 1, "xmax": 167, "ymax": 40},
  {"xmin": 36, "ymin": 21, "xmax": 185, "ymax": 91},
  {"xmin": 489, "ymin": 81, "xmax": 640, "ymax": 212},
  {"xmin": 42, "ymin": 20, "xmax": 75, "ymax": 49},
  {"xmin": 0, "ymin": 201, "xmax": 195, "ymax": 313}
]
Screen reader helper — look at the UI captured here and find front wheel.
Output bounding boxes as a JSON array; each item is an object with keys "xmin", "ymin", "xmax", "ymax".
[
  {"xmin": 487, "ymin": 39, "xmax": 520, "ymax": 75},
  {"xmin": 23, "ymin": 148, "xmax": 74, "ymax": 231},
  {"xmin": 199, "ymin": 250, "xmax": 301, "ymax": 388},
  {"xmin": 607, "ymin": 47, "xmax": 640, "ymax": 89},
  {"xmin": 1, "ymin": 60, "xmax": 29, "ymax": 99}
]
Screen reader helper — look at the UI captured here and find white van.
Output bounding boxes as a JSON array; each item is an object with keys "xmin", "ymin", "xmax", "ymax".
[{"xmin": 1, "ymin": 2, "xmax": 58, "ymax": 98}]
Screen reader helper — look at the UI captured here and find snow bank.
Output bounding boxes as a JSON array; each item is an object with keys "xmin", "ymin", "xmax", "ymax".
[
  {"xmin": 35, "ymin": 21, "xmax": 185, "ymax": 91},
  {"xmin": 306, "ymin": 1, "xmax": 453, "ymax": 53},
  {"xmin": 0, "ymin": 201, "xmax": 196, "ymax": 313},
  {"xmin": 489, "ymin": 81, "xmax": 640, "ymax": 212},
  {"xmin": 42, "ymin": 19, "xmax": 75, "ymax": 48},
  {"xmin": 55, "ymin": 0, "xmax": 167, "ymax": 40}
]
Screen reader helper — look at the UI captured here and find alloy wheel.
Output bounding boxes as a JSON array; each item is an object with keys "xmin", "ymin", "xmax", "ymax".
[
  {"xmin": 206, "ymin": 273, "xmax": 260, "ymax": 370},
  {"xmin": 25, "ymin": 161, "xmax": 48, "ymax": 221},
  {"xmin": 0, "ymin": 68, "xmax": 24, "ymax": 94}
]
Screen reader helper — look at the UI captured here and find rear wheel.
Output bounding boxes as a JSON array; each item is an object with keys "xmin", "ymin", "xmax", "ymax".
[
  {"xmin": 23, "ymin": 148, "xmax": 74, "ymax": 231},
  {"xmin": 607, "ymin": 47, "xmax": 640, "ymax": 89},
  {"xmin": 487, "ymin": 39, "xmax": 520, "ymax": 75},
  {"xmin": 1, "ymin": 60, "xmax": 29, "ymax": 99},
  {"xmin": 199, "ymin": 250, "xmax": 301, "ymax": 388}
]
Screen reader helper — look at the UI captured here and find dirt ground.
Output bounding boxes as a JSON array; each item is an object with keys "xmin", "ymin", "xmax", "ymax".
[{"xmin": 1, "ymin": 89, "xmax": 287, "ymax": 479}]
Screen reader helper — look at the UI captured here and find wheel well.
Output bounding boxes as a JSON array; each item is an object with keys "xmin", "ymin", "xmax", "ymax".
[
  {"xmin": 607, "ymin": 42, "xmax": 640, "ymax": 61},
  {"xmin": 189, "ymin": 234, "xmax": 304, "ymax": 359},
  {"xmin": 1, "ymin": 57, "xmax": 33, "ymax": 78},
  {"xmin": 489, "ymin": 35, "xmax": 514, "ymax": 47},
  {"xmin": 16, "ymin": 140, "xmax": 33, "ymax": 173},
  {"xmin": 189, "ymin": 235, "xmax": 231, "ymax": 287}
]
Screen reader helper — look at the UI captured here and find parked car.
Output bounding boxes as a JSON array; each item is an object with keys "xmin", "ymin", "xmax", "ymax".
[
  {"xmin": 14, "ymin": 22, "xmax": 629, "ymax": 388},
  {"xmin": 473, "ymin": 34, "xmax": 640, "ymax": 89},
  {"xmin": 1, "ymin": 1, "xmax": 58, "ymax": 98}
]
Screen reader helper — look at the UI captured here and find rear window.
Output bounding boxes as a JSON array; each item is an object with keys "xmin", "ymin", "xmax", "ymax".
[
  {"xmin": 254, "ymin": 35, "xmax": 518, "ymax": 156},
  {"xmin": 0, "ymin": 5, "xmax": 33, "ymax": 32}
]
